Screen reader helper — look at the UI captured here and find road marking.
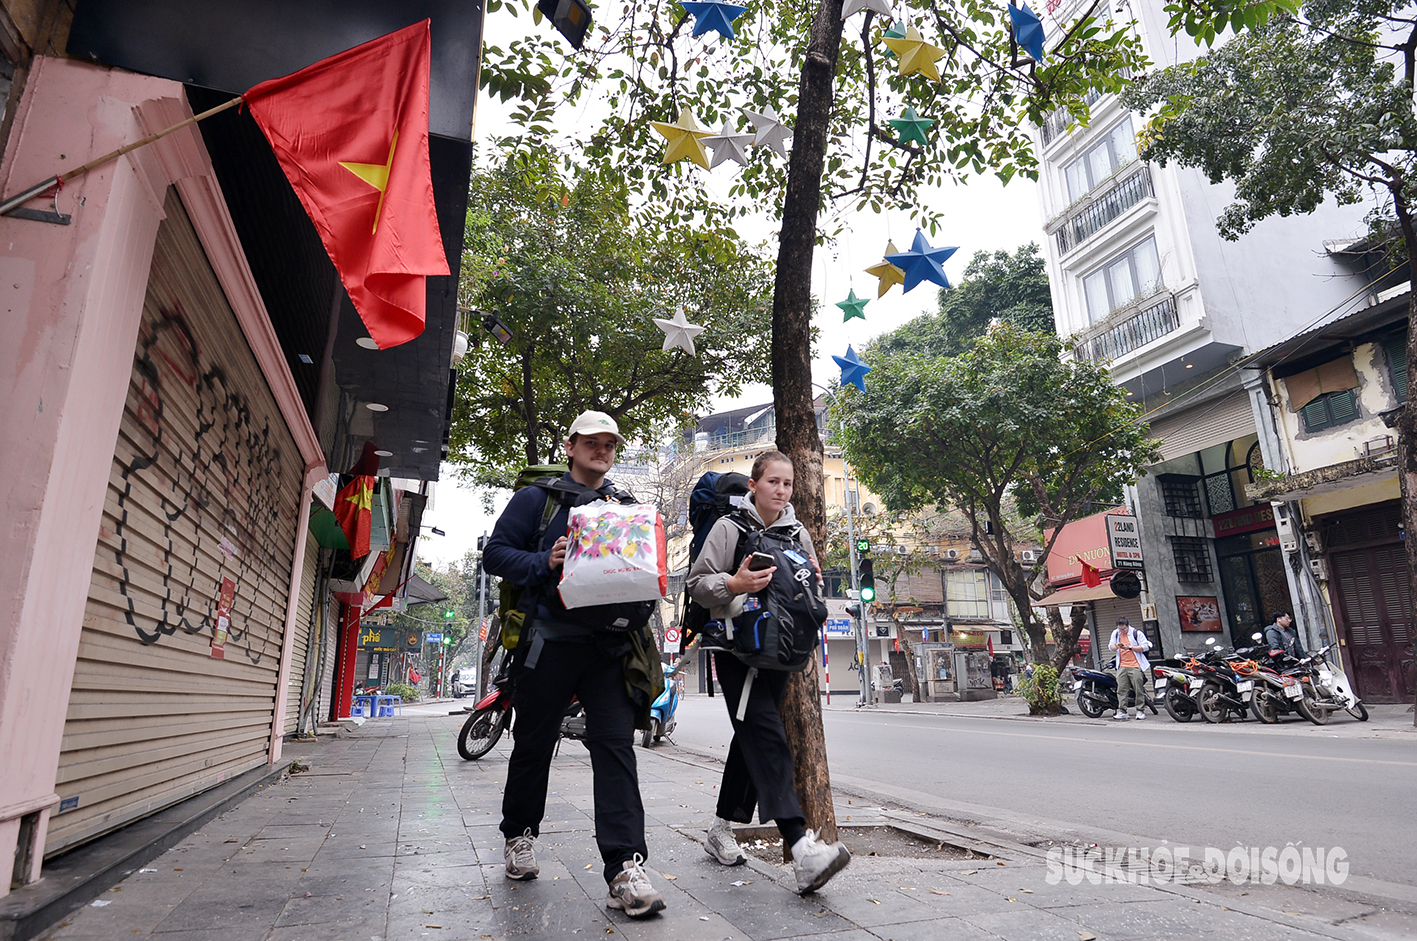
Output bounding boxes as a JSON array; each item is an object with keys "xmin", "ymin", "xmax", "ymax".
[{"xmin": 835, "ymin": 714, "xmax": 1417, "ymax": 768}]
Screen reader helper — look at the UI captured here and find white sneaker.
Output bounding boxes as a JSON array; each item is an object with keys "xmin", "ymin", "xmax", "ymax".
[
  {"xmin": 705, "ymin": 817, "xmax": 747, "ymax": 866},
  {"xmin": 504, "ymin": 829, "xmax": 538, "ymax": 880},
  {"xmin": 1113, "ymin": 711, "xmax": 1129, "ymax": 720},
  {"xmin": 791, "ymin": 829, "xmax": 851, "ymax": 895},
  {"xmin": 605, "ymin": 854, "xmax": 666, "ymax": 918},
  {"xmin": 1135, "ymin": 711, "xmax": 1145, "ymax": 720}
]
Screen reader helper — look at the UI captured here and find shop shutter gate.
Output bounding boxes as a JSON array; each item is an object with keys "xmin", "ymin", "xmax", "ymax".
[
  {"xmin": 1149, "ymin": 393, "xmax": 1255, "ymax": 462},
  {"xmin": 52, "ymin": 191, "xmax": 302, "ymax": 853},
  {"xmin": 283, "ymin": 535, "xmax": 321, "ymax": 734}
]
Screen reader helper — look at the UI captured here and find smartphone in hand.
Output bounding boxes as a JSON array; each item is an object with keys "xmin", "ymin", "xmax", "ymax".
[{"xmin": 748, "ymin": 551, "xmax": 775, "ymax": 571}]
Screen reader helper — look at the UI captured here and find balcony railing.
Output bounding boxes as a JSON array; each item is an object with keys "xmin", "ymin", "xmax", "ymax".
[
  {"xmin": 1072, "ymin": 293, "xmax": 1179, "ymax": 363},
  {"xmin": 1038, "ymin": 88, "xmax": 1104, "ymax": 146},
  {"xmin": 1050, "ymin": 163, "xmax": 1153, "ymax": 256}
]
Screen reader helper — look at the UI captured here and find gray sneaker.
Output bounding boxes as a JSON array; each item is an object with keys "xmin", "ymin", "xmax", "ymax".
[
  {"xmin": 705, "ymin": 818, "xmax": 747, "ymax": 866},
  {"xmin": 605, "ymin": 854, "xmax": 666, "ymax": 918},
  {"xmin": 791, "ymin": 829, "xmax": 851, "ymax": 895},
  {"xmin": 504, "ymin": 829, "xmax": 539, "ymax": 880}
]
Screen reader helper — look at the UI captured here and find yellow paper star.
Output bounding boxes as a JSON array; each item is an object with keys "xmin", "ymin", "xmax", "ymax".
[
  {"xmin": 339, "ymin": 131, "xmax": 399, "ymax": 234},
  {"xmin": 650, "ymin": 110, "xmax": 713, "ymax": 169},
  {"xmin": 883, "ymin": 26, "xmax": 947, "ymax": 81},
  {"xmin": 865, "ymin": 240, "xmax": 907, "ymax": 297}
]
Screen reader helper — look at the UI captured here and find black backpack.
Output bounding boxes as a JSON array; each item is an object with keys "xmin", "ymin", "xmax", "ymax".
[
  {"xmin": 726, "ymin": 524, "xmax": 828, "ymax": 673},
  {"xmin": 681, "ymin": 472, "xmax": 751, "ymax": 649}
]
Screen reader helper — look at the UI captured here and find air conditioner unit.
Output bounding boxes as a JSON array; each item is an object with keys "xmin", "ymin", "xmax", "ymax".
[
  {"xmin": 924, "ymin": 546, "xmax": 940, "ymax": 556},
  {"xmin": 945, "ymin": 548, "xmax": 961, "ymax": 560},
  {"xmin": 1020, "ymin": 549, "xmax": 1040, "ymax": 563}
]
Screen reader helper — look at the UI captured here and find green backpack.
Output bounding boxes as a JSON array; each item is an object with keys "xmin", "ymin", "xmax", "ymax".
[{"xmin": 497, "ymin": 464, "xmax": 568, "ymax": 651}]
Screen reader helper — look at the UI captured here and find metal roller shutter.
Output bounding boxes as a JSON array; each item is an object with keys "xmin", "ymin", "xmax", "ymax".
[
  {"xmin": 52, "ymin": 190, "xmax": 302, "ymax": 853},
  {"xmin": 283, "ymin": 535, "xmax": 320, "ymax": 734},
  {"xmin": 1148, "ymin": 392, "xmax": 1255, "ymax": 462}
]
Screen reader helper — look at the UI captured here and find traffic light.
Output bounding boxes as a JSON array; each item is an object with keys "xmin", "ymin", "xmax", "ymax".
[
  {"xmin": 856, "ymin": 537, "xmax": 871, "ymax": 554},
  {"xmin": 845, "ymin": 602, "xmax": 863, "ymax": 619},
  {"xmin": 443, "ymin": 608, "xmax": 455, "ymax": 620},
  {"xmin": 442, "ymin": 635, "xmax": 454, "ymax": 646},
  {"xmin": 859, "ymin": 557, "xmax": 876, "ymax": 603}
]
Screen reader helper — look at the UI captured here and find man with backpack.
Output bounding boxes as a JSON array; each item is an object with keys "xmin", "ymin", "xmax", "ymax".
[
  {"xmin": 686, "ymin": 450, "xmax": 850, "ymax": 895},
  {"xmin": 482, "ymin": 410, "xmax": 665, "ymax": 918}
]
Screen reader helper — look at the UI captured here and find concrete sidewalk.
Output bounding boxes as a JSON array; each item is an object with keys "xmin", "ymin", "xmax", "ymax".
[{"xmin": 35, "ymin": 713, "xmax": 1396, "ymax": 941}]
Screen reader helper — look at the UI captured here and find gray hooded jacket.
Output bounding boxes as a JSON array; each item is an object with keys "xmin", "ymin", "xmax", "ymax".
[{"xmin": 686, "ymin": 498, "xmax": 817, "ymax": 622}]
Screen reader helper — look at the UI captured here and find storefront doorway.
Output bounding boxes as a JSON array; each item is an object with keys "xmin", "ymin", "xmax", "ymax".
[{"xmin": 1215, "ymin": 531, "xmax": 1294, "ymax": 644}]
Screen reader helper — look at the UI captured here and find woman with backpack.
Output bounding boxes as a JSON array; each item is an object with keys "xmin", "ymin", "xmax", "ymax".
[{"xmin": 686, "ymin": 450, "xmax": 851, "ymax": 895}]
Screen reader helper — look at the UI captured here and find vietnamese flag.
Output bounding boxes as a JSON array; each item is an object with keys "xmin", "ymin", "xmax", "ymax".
[
  {"xmin": 243, "ymin": 21, "xmax": 449, "ymax": 349},
  {"xmin": 335, "ymin": 476, "xmax": 376, "ymax": 559},
  {"xmin": 1080, "ymin": 561, "xmax": 1102, "ymax": 588}
]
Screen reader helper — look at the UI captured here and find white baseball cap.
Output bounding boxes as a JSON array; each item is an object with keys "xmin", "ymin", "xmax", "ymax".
[{"xmin": 566, "ymin": 410, "xmax": 625, "ymax": 445}]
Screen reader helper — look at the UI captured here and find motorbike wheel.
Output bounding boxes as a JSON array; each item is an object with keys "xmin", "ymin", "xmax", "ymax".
[
  {"xmin": 1076, "ymin": 688, "xmax": 1107, "ymax": 719},
  {"xmin": 1346, "ymin": 701, "xmax": 1370, "ymax": 721},
  {"xmin": 1250, "ymin": 691, "xmax": 1280, "ymax": 724},
  {"xmin": 458, "ymin": 707, "xmax": 509, "ymax": 760},
  {"xmin": 1297, "ymin": 688, "xmax": 1331, "ymax": 726},
  {"xmin": 1163, "ymin": 687, "xmax": 1196, "ymax": 722},
  {"xmin": 640, "ymin": 719, "xmax": 658, "ymax": 748},
  {"xmin": 1196, "ymin": 682, "xmax": 1226, "ymax": 723}
]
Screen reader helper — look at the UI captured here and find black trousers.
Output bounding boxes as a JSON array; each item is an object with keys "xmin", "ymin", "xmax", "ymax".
[
  {"xmin": 500, "ymin": 635, "xmax": 646, "ymax": 884},
  {"xmin": 712, "ymin": 652, "xmax": 804, "ymax": 828}
]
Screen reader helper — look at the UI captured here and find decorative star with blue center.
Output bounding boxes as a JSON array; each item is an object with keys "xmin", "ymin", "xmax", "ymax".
[
  {"xmin": 1008, "ymin": 2, "xmax": 1046, "ymax": 62},
  {"xmin": 836, "ymin": 289, "xmax": 869, "ymax": 322},
  {"xmin": 887, "ymin": 106, "xmax": 935, "ymax": 147},
  {"xmin": 680, "ymin": 1, "xmax": 748, "ymax": 40},
  {"xmin": 833, "ymin": 345, "xmax": 872, "ymax": 392},
  {"xmin": 886, "ymin": 229, "xmax": 958, "ymax": 293}
]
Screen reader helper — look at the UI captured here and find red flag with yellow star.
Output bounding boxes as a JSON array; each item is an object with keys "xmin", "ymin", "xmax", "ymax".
[
  {"xmin": 243, "ymin": 20, "xmax": 448, "ymax": 349},
  {"xmin": 334, "ymin": 476, "xmax": 376, "ymax": 559}
]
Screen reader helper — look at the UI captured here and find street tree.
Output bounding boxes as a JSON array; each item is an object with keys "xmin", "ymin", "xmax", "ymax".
[
  {"xmin": 451, "ymin": 145, "xmax": 773, "ymax": 489},
  {"xmin": 834, "ymin": 324, "xmax": 1159, "ymax": 670},
  {"xmin": 477, "ymin": 0, "xmax": 1285, "ymax": 831},
  {"xmin": 1120, "ymin": 0, "xmax": 1417, "ymax": 719}
]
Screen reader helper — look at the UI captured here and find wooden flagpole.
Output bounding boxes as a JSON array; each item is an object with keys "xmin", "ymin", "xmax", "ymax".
[{"xmin": 0, "ymin": 95, "xmax": 245, "ymax": 217}]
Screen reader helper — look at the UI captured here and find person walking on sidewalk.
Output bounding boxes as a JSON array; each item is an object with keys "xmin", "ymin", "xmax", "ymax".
[
  {"xmin": 1109, "ymin": 616, "xmax": 1152, "ymax": 720},
  {"xmin": 687, "ymin": 450, "xmax": 851, "ymax": 895},
  {"xmin": 483, "ymin": 410, "xmax": 665, "ymax": 918}
]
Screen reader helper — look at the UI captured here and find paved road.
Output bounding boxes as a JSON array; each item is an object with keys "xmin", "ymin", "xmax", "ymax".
[{"xmin": 670, "ymin": 695, "xmax": 1417, "ymax": 890}]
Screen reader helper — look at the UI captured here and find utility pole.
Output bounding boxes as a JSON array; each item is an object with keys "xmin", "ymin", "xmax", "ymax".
[{"xmin": 842, "ymin": 467, "xmax": 870, "ymax": 706}]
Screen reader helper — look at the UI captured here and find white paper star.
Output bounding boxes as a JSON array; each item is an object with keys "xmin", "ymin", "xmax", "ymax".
[
  {"xmin": 842, "ymin": 0, "xmax": 893, "ymax": 18},
  {"xmin": 743, "ymin": 106, "xmax": 793, "ymax": 157},
  {"xmin": 703, "ymin": 121, "xmax": 754, "ymax": 168},
  {"xmin": 653, "ymin": 307, "xmax": 706, "ymax": 355}
]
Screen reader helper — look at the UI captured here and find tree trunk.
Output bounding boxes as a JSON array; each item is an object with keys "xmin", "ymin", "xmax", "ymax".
[
  {"xmin": 1048, "ymin": 603, "xmax": 1089, "ymax": 671},
  {"xmin": 1396, "ymin": 199, "xmax": 1417, "ymax": 728},
  {"xmin": 774, "ymin": 0, "xmax": 847, "ymax": 842},
  {"xmin": 894, "ymin": 623, "xmax": 923, "ymax": 701}
]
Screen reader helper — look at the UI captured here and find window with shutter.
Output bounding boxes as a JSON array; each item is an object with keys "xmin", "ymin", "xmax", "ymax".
[
  {"xmin": 1383, "ymin": 333, "xmax": 1407, "ymax": 404},
  {"xmin": 1301, "ymin": 389, "xmax": 1358, "ymax": 432}
]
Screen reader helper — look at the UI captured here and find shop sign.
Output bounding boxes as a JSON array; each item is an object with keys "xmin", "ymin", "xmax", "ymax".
[
  {"xmin": 1106, "ymin": 515, "xmax": 1144, "ymax": 570},
  {"xmin": 825, "ymin": 618, "xmax": 853, "ymax": 637},
  {"xmin": 358, "ymin": 626, "xmax": 399, "ymax": 650},
  {"xmin": 1211, "ymin": 504, "xmax": 1277, "ymax": 538}
]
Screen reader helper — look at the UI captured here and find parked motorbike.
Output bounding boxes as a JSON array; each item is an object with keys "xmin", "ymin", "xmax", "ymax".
[
  {"xmin": 1305, "ymin": 643, "xmax": 1368, "ymax": 722},
  {"xmin": 1185, "ymin": 638, "xmax": 1253, "ymax": 723},
  {"xmin": 1072, "ymin": 666, "xmax": 1158, "ymax": 718},
  {"xmin": 640, "ymin": 662, "xmax": 683, "ymax": 747},
  {"xmin": 458, "ymin": 667, "xmax": 513, "ymax": 760},
  {"xmin": 1151, "ymin": 658, "xmax": 1200, "ymax": 722}
]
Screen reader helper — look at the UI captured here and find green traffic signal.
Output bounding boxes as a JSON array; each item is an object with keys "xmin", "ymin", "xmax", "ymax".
[
  {"xmin": 443, "ymin": 609, "xmax": 455, "ymax": 620},
  {"xmin": 856, "ymin": 537, "xmax": 871, "ymax": 554},
  {"xmin": 859, "ymin": 558, "xmax": 876, "ymax": 603}
]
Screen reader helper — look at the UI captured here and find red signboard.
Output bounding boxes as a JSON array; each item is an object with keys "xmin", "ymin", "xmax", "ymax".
[
  {"xmin": 1044, "ymin": 507, "xmax": 1126, "ymax": 585},
  {"xmin": 1211, "ymin": 504, "xmax": 1276, "ymax": 539}
]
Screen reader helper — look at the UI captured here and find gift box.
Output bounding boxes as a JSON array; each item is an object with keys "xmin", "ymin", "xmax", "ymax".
[{"xmin": 558, "ymin": 500, "xmax": 668, "ymax": 608}]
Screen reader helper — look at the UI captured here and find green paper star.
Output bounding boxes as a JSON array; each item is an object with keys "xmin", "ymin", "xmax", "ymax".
[
  {"xmin": 881, "ymin": 19, "xmax": 907, "ymax": 59},
  {"xmin": 836, "ymin": 288, "xmax": 869, "ymax": 322},
  {"xmin": 888, "ymin": 106, "xmax": 935, "ymax": 147}
]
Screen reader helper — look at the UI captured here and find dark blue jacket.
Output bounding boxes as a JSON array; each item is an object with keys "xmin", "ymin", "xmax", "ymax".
[{"xmin": 483, "ymin": 473, "xmax": 621, "ymax": 621}]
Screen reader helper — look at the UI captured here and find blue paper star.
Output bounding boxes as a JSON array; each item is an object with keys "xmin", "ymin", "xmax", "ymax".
[
  {"xmin": 1008, "ymin": 2, "xmax": 1046, "ymax": 62},
  {"xmin": 680, "ymin": 1, "xmax": 748, "ymax": 40},
  {"xmin": 885, "ymin": 229, "xmax": 959, "ymax": 293},
  {"xmin": 833, "ymin": 345, "xmax": 872, "ymax": 392}
]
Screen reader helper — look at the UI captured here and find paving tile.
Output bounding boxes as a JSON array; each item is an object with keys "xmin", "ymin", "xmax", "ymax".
[
  {"xmin": 274, "ymin": 890, "xmax": 388, "ymax": 927},
  {"xmin": 958, "ymin": 906, "xmax": 1107, "ymax": 941}
]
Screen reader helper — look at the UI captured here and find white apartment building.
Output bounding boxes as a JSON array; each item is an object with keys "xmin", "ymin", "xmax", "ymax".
[{"xmin": 1034, "ymin": 0, "xmax": 1373, "ymax": 656}]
